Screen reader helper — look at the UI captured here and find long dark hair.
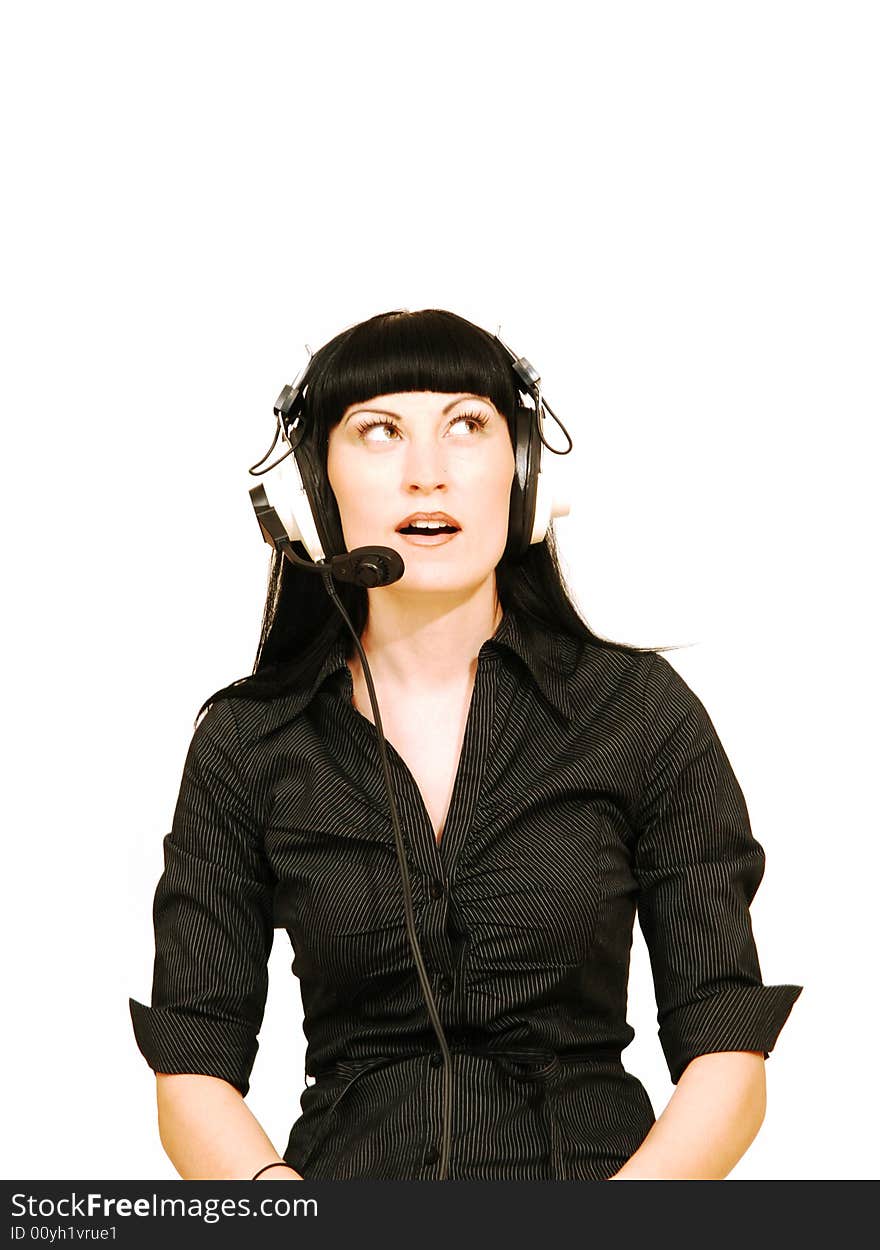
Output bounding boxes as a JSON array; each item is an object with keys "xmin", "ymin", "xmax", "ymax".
[{"xmin": 196, "ymin": 308, "xmax": 680, "ymax": 724}]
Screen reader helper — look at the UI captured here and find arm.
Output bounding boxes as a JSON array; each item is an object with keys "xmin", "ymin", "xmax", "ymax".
[
  {"xmin": 608, "ymin": 1050, "xmax": 766, "ymax": 1179},
  {"xmin": 130, "ymin": 700, "xmax": 297, "ymax": 1179},
  {"xmin": 156, "ymin": 1073, "xmax": 302, "ymax": 1180},
  {"xmin": 626, "ymin": 656, "xmax": 802, "ymax": 1177}
]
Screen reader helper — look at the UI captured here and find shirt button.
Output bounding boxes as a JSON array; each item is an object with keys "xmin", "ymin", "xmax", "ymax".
[
  {"xmin": 428, "ymin": 877, "xmax": 444, "ymax": 899},
  {"xmin": 435, "ymin": 973, "xmax": 452, "ymax": 994},
  {"xmin": 429, "ymin": 1050, "xmax": 443, "ymax": 1067},
  {"xmin": 423, "ymin": 1145, "xmax": 440, "ymax": 1164}
]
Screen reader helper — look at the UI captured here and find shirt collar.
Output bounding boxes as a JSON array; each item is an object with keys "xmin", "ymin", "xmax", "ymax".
[
  {"xmin": 484, "ymin": 606, "xmax": 575, "ymax": 723},
  {"xmin": 301, "ymin": 604, "xmax": 576, "ymax": 724}
]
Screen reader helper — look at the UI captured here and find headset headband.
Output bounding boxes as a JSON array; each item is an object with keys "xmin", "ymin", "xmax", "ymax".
[{"xmin": 251, "ymin": 327, "xmax": 572, "ymax": 479}]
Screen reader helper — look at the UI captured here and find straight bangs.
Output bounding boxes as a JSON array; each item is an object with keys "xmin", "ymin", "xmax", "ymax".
[{"xmin": 302, "ymin": 309, "xmax": 521, "ymax": 438}]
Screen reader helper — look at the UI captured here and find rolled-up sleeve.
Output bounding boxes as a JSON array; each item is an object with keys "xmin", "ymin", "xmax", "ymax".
[
  {"xmin": 129, "ymin": 697, "xmax": 275, "ymax": 1098},
  {"xmin": 634, "ymin": 655, "xmax": 803, "ymax": 1085}
]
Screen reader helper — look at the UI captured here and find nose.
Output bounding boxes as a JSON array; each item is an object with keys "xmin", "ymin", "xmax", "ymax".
[{"xmin": 403, "ymin": 433, "xmax": 449, "ymax": 492}]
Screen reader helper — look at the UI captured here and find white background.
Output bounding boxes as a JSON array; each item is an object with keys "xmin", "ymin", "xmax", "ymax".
[{"xmin": 2, "ymin": 0, "xmax": 876, "ymax": 1181}]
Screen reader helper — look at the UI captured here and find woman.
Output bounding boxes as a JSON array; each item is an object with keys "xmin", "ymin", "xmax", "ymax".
[{"xmin": 129, "ymin": 308, "xmax": 802, "ymax": 1180}]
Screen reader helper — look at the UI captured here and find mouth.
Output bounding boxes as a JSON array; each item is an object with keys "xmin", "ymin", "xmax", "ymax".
[
  {"xmin": 395, "ymin": 512, "xmax": 462, "ymax": 545},
  {"xmin": 395, "ymin": 527, "xmax": 461, "ymax": 547}
]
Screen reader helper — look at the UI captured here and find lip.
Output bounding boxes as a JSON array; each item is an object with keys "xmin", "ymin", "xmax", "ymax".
[
  {"xmin": 396, "ymin": 529, "xmax": 460, "ymax": 548},
  {"xmin": 395, "ymin": 511, "xmax": 461, "ymax": 531}
]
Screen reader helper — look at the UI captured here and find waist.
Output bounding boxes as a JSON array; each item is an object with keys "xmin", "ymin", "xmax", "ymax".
[{"xmin": 307, "ymin": 1041, "xmax": 623, "ymax": 1082}]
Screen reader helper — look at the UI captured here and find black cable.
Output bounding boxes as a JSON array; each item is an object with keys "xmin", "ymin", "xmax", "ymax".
[{"xmin": 313, "ymin": 561, "xmax": 455, "ymax": 1180}]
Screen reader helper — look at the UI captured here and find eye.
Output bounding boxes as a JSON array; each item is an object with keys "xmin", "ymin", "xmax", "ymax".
[
  {"xmin": 354, "ymin": 418, "xmax": 402, "ymax": 442},
  {"xmin": 354, "ymin": 410, "xmax": 491, "ymax": 441},
  {"xmin": 452, "ymin": 411, "xmax": 491, "ymax": 434}
]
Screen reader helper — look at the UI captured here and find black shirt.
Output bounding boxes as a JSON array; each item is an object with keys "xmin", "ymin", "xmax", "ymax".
[{"xmin": 129, "ymin": 605, "xmax": 802, "ymax": 1180}]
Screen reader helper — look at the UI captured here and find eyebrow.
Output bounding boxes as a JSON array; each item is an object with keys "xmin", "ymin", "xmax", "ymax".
[{"xmin": 344, "ymin": 394, "xmax": 493, "ymax": 425}]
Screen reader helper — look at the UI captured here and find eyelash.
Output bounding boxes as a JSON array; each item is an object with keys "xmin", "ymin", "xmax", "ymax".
[{"xmin": 354, "ymin": 411, "xmax": 491, "ymax": 440}]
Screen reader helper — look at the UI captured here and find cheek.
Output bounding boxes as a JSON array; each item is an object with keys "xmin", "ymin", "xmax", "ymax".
[
  {"xmin": 324, "ymin": 441, "xmax": 341, "ymax": 496},
  {"xmin": 329, "ymin": 442, "xmax": 388, "ymax": 485},
  {"xmin": 325, "ymin": 445, "xmax": 374, "ymax": 516},
  {"xmin": 488, "ymin": 445, "xmax": 517, "ymax": 500},
  {"xmin": 472, "ymin": 451, "xmax": 515, "ymax": 536}
]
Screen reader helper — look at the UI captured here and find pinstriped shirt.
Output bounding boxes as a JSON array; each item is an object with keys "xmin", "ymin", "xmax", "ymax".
[{"xmin": 129, "ymin": 606, "xmax": 802, "ymax": 1180}]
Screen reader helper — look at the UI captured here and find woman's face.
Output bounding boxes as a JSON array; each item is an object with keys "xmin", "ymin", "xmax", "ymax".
[{"xmin": 326, "ymin": 391, "xmax": 516, "ymax": 594}]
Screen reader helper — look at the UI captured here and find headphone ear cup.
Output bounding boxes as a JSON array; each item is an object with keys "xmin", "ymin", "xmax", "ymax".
[
  {"xmin": 505, "ymin": 403, "xmax": 541, "ymax": 561},
  {"xmin": 291, "ymin": 434, "xmax": 347, "ymax": 560},
  {"xmin": 249, "ymin": 436, "xmax": 328, "ymax": 564}
]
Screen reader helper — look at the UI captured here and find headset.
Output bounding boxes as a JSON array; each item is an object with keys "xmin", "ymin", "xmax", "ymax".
[{"xmin": 246, "ymin": 325, "xmax": 574, "ymax": 1180}]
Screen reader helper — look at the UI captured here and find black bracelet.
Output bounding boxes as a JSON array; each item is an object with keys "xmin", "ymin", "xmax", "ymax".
[{"xmin": 252, "ymin": 1161, "xmax": 296, "ymax": 1181}]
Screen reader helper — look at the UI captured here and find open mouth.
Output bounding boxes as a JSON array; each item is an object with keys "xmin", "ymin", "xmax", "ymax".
[
  {"xmin": 397, "ymin": 524, "xmax": 459, "ymax": 536},
  {"xmin": 396, "ymin": 525, "xmax": 461, "ymax": 545}
]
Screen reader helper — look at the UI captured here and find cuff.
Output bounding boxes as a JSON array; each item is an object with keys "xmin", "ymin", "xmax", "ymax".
[
  {"xmin": 128, "ymin": 997, "xmax": 259, "ymax": 1098},
  {"xmin": 658, "ymin": 983, "xmax": 804, "ymax": 1085}
]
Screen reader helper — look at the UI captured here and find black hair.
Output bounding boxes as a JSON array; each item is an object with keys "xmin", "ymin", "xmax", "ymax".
[{"xmin": 195, "ymin": 308, "xmax": 680, "ymax": 724}]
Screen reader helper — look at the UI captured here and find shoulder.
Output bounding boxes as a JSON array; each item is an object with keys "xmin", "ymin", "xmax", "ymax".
[
  {"xmin": 569, "ymin": 643, "xmax": 710, "ymax": 730},
  {"xmin": 564, "ymin": 641, "xmax": 729, "ymax": 769},
  {"xmin": 566, "ymin": 635, "xmax": 659, "ymax": 724},
  {"xmin": 638, "ymin": 651, "xmax": 717, "ymax": 740},
  {"xmin": 189, "ymin": 693, "xmax": 278, "ymax": 796},
  {"xmin": 195, "ymin": 683, "xmax": 318, "ymax": 753}
]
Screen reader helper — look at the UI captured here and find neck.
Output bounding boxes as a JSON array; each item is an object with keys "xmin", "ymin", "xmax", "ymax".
[{"xmin": 349, "ymin": 583, "xmax": 504, "ymax": 695}]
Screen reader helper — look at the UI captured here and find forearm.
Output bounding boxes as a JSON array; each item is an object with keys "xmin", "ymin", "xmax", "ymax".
[
  {"xmin": 609, "ymin": 1051, "xmax": 767, "ymax": 1180},
  {"xmin": 155, "ymin": 1073, "xmax": 302, "ymax": 1180}
]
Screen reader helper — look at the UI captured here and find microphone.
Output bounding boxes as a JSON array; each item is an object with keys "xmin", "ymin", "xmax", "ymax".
[
  {"xmin": 282, "ymin": 537, "xmax": 404, "ymax": 588},
  {"xmin": 249, "ymin": 482, "xmax": 404, "ymax": 587}
]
